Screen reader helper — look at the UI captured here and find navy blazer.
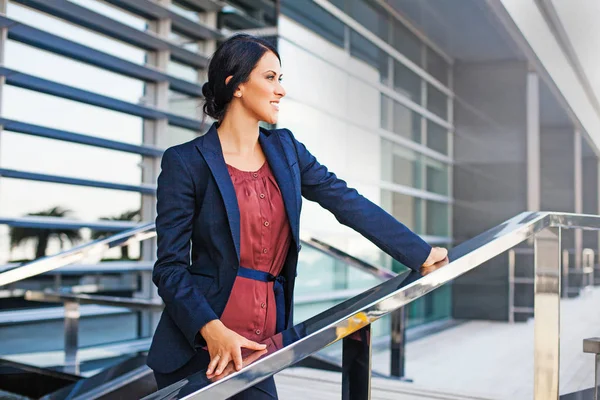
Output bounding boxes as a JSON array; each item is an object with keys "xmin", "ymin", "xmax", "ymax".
[{"xmin": 146, "ymin": 123, "xmax": 432, "ymax": 374}]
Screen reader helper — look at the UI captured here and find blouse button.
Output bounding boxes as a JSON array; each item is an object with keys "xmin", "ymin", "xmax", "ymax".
[
  {"xmin": 261, "ymin": 302, "xmax": 266, "ymax": 309},
  {"xmin": 259, "ymin": 193, "xmax": 265, "ymax": 199},
  {"xmin": 264, "ymin": 221, "xmax": 270, "ymax": 227},
  {"xmin": 263, "ymin": 248, "xmax": 268, "ymax": 254},
  {"xmin": 255, "ymin": 329, "xmax": 261, "ymax": 335},
  {"xmin": 253, "ymin": 172, "xmax": 258, "ymax": 178}
]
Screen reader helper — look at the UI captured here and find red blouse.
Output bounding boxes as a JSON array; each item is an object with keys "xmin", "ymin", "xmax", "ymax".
[{"xmin": 219, "ymin": 161, "xmax": 292, "ymax": 343}]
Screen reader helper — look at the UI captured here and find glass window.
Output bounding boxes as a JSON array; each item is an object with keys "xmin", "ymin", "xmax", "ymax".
[
  {"xmin": 393, "ymin": 100, "xmax": 422, "ymax": 143},
  {"xmin": 3, "ymin": 86, "xmax": 144, "ymax": 145},
  {"xmin": 350, "ymin": 31, "xmax": 389, "ymax": 85},
  {"xmin": 427, "ymin": 121, "xmax": 448, "ymax": 154},
  {"xmin": 169, "ymin": 1, "xmax": 202, "ymax": 23},
  {"xmin": 381, "ymin": 190, "xmax": 422, "ymax": 234},
  {"xmin": 381, "ymin": 140, "xmax": 422, "ymax": 189},
  {"xmin": 0, "ymin": 132, "xmax": 143, "ymax": 186},
  {"xmin": 427, "ymin": 84, "xmax": 448, "ymax": 120},
  {"xmin": 426, "ymin": 47, "xmax": 449, "ymax": 86},
  {"xmin": 348, "ymin": 0, "xmax": 389, "ymax": 41},
  {"xmin": 167, "ymin": 60, "xmax": 199, "ymax": 83},
  {"xmin": 165, "ymin": 126, "xmax": 201, "ymax": 148},
  {"xmin": 394, "ymin": 60, "xmax": 421, "ymax": 102},
  {"xmin": 7, "ymin": 2, "xmax": 146, "ymax": 65},
  {"xmin": 392, "ymin": 20, "xmax": 422, "ymax": 66},
  {"xmin": 5, "ymin": 40, "xmax": 144, "ymax": 103},
  {"xmin": 169, "ymin": 31, "xmax": 200, "ymax": 53},
  {"xmin": 168, "ymin": 90, "xmax": 201, "ymax": 120},
  {"xmin": 425, "ymin": 159, "xmax": 449, "ymax": 196},
  {"xmin": 426, "ymin": 200, "xmax": 450, "ymax": 236},
  {"xmin": 0, "ymin": 179, "xmax": 142, "ymax": 225},
  {"xmin": 280, "ymin": 0, "xmax": 345, "ymax": 48},
  {"xmin": 68, "ymin": 0, "xmax": 148, "ymax": 31},
  {"xmin": 381, "ymin": 94, "xmax": 391, "ymax": 131}
]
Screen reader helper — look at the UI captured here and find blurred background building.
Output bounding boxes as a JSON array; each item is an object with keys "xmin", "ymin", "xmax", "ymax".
[{"xmin": 0, "ymin": 0, "xmax": 599, "ymax": 398}]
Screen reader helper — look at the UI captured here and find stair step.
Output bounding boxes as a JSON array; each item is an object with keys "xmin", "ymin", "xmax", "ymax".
[{"xmin": 275, "ymin": 368, "xmax": 501, "ymax": 400}]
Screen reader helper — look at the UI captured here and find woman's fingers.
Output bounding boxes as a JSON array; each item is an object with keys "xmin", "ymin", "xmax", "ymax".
[
  {"xmin": 215, "ymin": 353, "xmax": 231, "ymax": 375},
  {"xmin": 206, "ymin": 353, "xmax": 220, "ymax": 375},
  {"xmin": 232, "ymin": 346, "xmax": 243, "ymax": 371},
  {"xmin": 423, "ymin": 247, "xmax": 448, "ymax": 267},
  {"xmin": 241, "ymin": 338, "xmax": 267, "ymax": 351}
]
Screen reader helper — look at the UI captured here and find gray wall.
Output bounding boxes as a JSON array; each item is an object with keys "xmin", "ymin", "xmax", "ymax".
[{"xmin": 452, "ymin": 60, "xmax": 528, "ymax": 321}]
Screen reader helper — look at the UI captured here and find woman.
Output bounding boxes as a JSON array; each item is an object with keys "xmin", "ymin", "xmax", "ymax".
[{"xmin": 147, "ymin": 34, "xmax": 447, "ymax": 398}]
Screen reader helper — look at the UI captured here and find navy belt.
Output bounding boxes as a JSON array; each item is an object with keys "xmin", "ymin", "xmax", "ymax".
[{"xmin": 237, "ymin": 266, "xmax": 286, "ymax": 333}]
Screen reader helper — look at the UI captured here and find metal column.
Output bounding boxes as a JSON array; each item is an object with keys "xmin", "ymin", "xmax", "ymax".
[
  {"xmin": 139, "ymin": 0, "xmax": 171, "ymax": 337},
  {"xmin": 342, "ymin": 325, "xmax": 372, "ymax": 400},
  {"xmin": 64, "ymin": 301, "xmax": 80, "ymax": 375},
  {"xmin": 534, "ymin": 227, "xmax": 562, "ymax": 400}
]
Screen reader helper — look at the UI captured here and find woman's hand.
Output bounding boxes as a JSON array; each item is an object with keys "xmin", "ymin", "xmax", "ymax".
[
  {"xmin": 200, "ymin": 320, "xmax": 267, "ymax": 377},
  {"xmin": 420, "ymin": 247, "xmax": 448, "ymax": 276}
]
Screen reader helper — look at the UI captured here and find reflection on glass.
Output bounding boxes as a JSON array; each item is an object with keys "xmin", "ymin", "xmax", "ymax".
[
  {"xmin": 381, "ymin": 190, "xmax": 422, "ymax": 234},
  {"xmin": 427, "ymin": 83, "xmax": 448, "ymax": 120},
  {"xmin": 350, "ymin": 30, "xmax": 389, "ymax": 85},
  {"xmin": 381, "ymin": 139, "xmax": 422, "ymax": 189},
  {"xmin": 349, "ymin": 0, "xmax": 389, "ymax": 41},
  {"xmin": 427, "ymin": 121, "xmax": 448, "ymax": 154},
  {"xmin": 392, "ymin": 20, "xmax": 422, "ymax": 66},
  {"xmin": 5, "ymin": 40, "xmax": 144, "ymax": 103},
  {"xmin": 425, "ymin": 159, "xmax": 449, "ymax": 195},
  {"xmin": 280, "ymin": 0, "xmax": 345, "ymax": 48},
  {"xmin": 295, "ymin": 245, "xmax": 379, "ymax": 295},
  {"xmin": 7, "ymin": 2, "xmax": 145, "ymax": 64},
  {"xmin": 3, "ymin": 86, "xmax": 144, "ymax": 145},
  {"xmin": 426, "ymin": 200, "xmax": 449, "ymax": 236},
  {"xmin": 0, "ymin": 131, "xmax": 143, "ymax": 185},
  {"xmin": 394, "ymin": 60, "xmax": 421, "ymax": 102},
  {"xmin": 426, "ymin": 47, "xmax": 449, "ymax": 86},
  {"xmin": 407, "ymin": 284, "xmax": 451, "ymax": 328}
]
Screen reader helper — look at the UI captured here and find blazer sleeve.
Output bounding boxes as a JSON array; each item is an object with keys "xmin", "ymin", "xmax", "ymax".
[
  {"xmin": 284, "ymin": 129, "xmax": 432, "ymax": 271},
  {"xmin": 152, "ymin": 147, "xmax": 218, "ymax": 348}
]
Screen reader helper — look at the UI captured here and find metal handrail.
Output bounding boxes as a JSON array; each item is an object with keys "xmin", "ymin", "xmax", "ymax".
[
  {"xmin": 0, "ymin": 222, "xmax": 156, "ymax": 287},
  {"xmin": 141, "ymin": 212, "xmax": 600, "ymax": 400}
]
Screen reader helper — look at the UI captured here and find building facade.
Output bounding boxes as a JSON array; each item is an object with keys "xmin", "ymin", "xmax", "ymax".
[{"xmin": 0, "ymin": 0, "xmax": 598, "ymax": 333}]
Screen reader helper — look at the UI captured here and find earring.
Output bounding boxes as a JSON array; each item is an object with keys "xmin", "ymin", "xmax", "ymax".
[{"xmin": 236, "ymin": 93, "xmax": 242, "ymax": 97}]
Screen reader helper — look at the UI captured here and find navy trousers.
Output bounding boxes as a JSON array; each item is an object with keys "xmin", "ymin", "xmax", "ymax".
[{"xmin": 152, "ymin": 349, "xmax": 278, "ymax": 399}]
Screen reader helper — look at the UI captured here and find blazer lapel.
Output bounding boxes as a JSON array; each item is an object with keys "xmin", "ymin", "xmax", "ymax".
[
  {"xmin": 259, "ymin": 129, "xmax": 300, "ymax": 249},
  {"xmin": 196, "ymin": 123, "xmax": 241, "ymax": 262},
  {"xmin": 195, "ymin": 123, "xmax": 300, "ymax": 265}
]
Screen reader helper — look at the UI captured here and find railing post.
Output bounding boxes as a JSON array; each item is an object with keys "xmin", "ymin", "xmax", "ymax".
[
  {"xmin": 534, "ymin": 227, "xmax": 561, "ymax": 400},
  {"xmin": 342, "ymin": 324, "xmax": 371, "ymax": 400},
  {"xmin": 390, "ymin": 307, "xmax": 407, "ymax": 378},
  {"xmin": 64, "ymin": 300, "xmax": 80, "ymax": 375},
  {"xmin": 508, "ymin": 249, "xmax": 515, "ymax": 324}
]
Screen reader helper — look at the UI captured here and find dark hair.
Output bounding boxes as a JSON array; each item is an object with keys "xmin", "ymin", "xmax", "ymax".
[{"xmin": 202, "ymin": 34, "xmax": 281, "ymax": 125}]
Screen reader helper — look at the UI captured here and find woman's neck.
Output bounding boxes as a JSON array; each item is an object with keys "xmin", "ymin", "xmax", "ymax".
[{"xmin": 217, "ymin": 113, "xmax": 261, "ymax": 156}]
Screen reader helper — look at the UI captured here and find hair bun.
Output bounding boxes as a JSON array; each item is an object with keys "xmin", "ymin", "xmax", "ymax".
[{"xmin": 202, "ymin": 81, "xmax": 214, "ymax": 99}]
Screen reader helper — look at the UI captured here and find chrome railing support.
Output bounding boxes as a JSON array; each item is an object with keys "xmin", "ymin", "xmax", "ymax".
[
  {"xmin": 342, "ymin": 325, "xmax": 372, "ymax": 400},
  {"xmin": 390, "ymin": 308, "xmax": 407, "ymax": 378},
  {"xmin": 583, "ymin": 338, "xmax": 600, "ymax": 400},
  {"xmin": 64, "ymin": 300, "xmax": 80, "ymax": 375},
  {"xmin": 534, "ymin": 227, "xmax": 561, "ymax": 400}
]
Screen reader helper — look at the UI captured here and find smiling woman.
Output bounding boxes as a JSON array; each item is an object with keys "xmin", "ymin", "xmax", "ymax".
[{"xmin": 149, "ymin": 33, "xmax": 446, "ymax": 398}]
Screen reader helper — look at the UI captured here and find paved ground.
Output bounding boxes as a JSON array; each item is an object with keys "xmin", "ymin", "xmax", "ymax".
[{"xmin": 371, "ymin": 286, "xmax": 600, "ymax": 399}]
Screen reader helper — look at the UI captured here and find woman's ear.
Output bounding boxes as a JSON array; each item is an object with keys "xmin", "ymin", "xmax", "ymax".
[{"xmin": 225, "ymin": 75, "xmax": 242, "ymax": 98}]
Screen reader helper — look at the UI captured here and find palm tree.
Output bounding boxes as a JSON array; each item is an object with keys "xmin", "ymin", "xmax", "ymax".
[
  {"xmin": 91, "ymin": 209, "xmax": 141, "ymax": 259},
  {"xmin": 9, "ymin": 206, "xmax": 82, "ymax": 260}
]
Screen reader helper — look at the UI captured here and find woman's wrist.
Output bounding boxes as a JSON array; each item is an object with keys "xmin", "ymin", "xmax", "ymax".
[{"xmin": 200, "ymin": 319, "xmax": 223, "ymax": 340}]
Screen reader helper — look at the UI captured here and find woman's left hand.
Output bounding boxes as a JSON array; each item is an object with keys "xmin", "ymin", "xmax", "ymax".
[{"xmin": 420, "ymin": 247, "xmax": 449, "ymax": 276}]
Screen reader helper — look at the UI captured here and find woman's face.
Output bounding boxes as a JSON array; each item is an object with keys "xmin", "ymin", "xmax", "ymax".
[{"xmin": 236, "ymin": 51, "xmax": 286, "ymax": 124}]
